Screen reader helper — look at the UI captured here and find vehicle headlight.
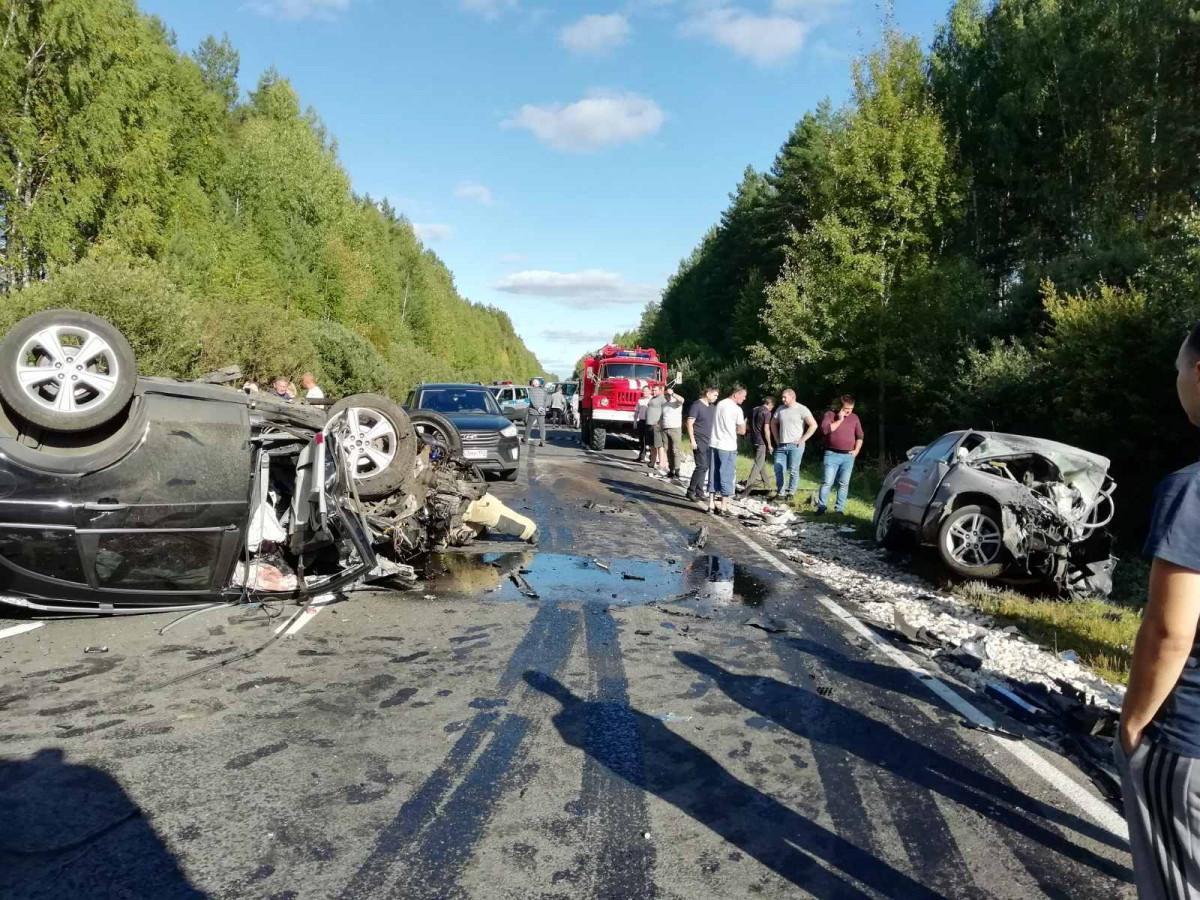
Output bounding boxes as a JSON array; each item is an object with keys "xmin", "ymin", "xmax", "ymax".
[
  {"xmin": 599, "ymin": 398, "xmax": 609, "ymax": 407},
  {"xmin": 501, "ymin": 423, "xmax": 517, "ymax": 438}
]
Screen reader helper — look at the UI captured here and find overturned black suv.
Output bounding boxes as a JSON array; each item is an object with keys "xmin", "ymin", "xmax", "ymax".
[{"xmin": 0, "ymin": 309, "xmax": 536, "ymax": 615}]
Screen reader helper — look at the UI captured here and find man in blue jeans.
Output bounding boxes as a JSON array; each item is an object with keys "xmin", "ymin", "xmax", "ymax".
[
  {"xmin": 817, "ymin": 395, "xmax": 864, "ymax": 514},
  {"xmin": 771, "ymin": 389, "xmax": 818, "ymax": 501}
]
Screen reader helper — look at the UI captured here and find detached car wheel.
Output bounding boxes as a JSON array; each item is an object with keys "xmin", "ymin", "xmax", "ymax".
[
  {"xmin": 873, "ymin": 496, "xmax": 903, "ymax": 549},
  {"xmin": 328, "ymin": 393, "xmax": 416, "ymax": 501},
  {"xmin": 408, "ymin": 410, "xmax": 463, "ymax": 460},
  {"xmin": 937, "ymin": 504, "xmax": 1005, "ymax": 579},
  {"xmin": 0, "ymin": 309, "xmax": 137, "ymax": 433}
]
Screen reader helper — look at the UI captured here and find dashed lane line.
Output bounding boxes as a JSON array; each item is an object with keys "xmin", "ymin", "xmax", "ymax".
[
  {"xmin": 0, "ymin": 621, "xmax": 44, "ymax": 641},
  {"xmin": 723, "ymin": 524, "xmax": 1131, "ymax": 843}
]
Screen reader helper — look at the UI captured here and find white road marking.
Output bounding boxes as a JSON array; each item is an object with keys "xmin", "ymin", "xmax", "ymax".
[
  {"xmin": 0, "ymin": 621, "xmax": 44, "ymax": 641},
  {"xmin": 724, "ymin": 525, "xmax": 1130, "ymax": 842},
  {"xmin": 274, "ymin": 594, "xmax": 339, "ymax": 637}
]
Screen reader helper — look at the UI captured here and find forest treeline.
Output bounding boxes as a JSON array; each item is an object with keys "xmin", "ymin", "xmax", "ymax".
[
  {"xmin": 0, "ymin": 0, "xmax": 543, "ymax": 396},
  {"xmin": 612, "ymin": 0, "xmax": 1200, "ymax": 537}
]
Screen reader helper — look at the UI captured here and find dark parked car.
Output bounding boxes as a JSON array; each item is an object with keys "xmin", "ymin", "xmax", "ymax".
[
  {"xmin": 873, "ymin": 430, "xmax": 1117, "ymax": 596},
  {"xmin": 407, "ymin": 383, "xmax": 520, "ymax": 481},
  {"xmin": 0, "ymin": 309, "xmax": 536, "ymax": 615}
]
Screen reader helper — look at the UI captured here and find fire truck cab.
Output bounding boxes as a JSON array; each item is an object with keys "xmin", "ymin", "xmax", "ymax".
[{"xmin": 580, "ymin": 346, "xmax": 667, "ymax": 452}]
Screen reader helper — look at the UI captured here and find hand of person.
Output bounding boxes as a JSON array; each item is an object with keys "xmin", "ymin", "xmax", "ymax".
[
  {"xmin": 850, "ymin": 448, "xmax": 859, "ymax": 458},
  {"xmin": 1120, "ymin": 723, "xmax": 1144, "ymax": 757},
  {"xmin": 836, "ymin": 409, "xmax": 847, "ymax": 421}
]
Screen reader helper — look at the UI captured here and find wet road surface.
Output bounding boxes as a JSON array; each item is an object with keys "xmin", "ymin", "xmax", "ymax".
[{"xmin": 0, "ymin": 428, "xmax": 1135, "ymax": 898}]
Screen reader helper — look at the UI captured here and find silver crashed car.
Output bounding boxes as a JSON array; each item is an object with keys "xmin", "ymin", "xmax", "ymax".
[{"xmin": 873, "ymin": 431, "xmax": 1117, "ymax": 596}]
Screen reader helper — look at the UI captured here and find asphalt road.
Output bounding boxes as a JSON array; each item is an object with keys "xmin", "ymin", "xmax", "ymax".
[{"xmin": 0, "ymin": 427, "xmax": 1135, "ymax": 899}]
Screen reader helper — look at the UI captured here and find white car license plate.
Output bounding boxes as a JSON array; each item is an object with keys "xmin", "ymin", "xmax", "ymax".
[{"xmin": 463, "ymin": 447, "xmax": 488, "ymax": 460}]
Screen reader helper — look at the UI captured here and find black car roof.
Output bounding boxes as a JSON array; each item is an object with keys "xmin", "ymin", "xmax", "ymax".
[{"xmin": 417, "ymin": 383, "xmax": 501, "ymax": 390}]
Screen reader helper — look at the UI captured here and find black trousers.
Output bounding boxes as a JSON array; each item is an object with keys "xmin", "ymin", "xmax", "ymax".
[{"xmin": 687, "ymin": 439, "xmax": 711, "ymax": 497}]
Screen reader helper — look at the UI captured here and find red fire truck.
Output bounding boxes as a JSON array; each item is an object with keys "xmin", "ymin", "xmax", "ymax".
[{"xmin": 579, "ymin": 345, "xmax": 667, "ymax": 452}]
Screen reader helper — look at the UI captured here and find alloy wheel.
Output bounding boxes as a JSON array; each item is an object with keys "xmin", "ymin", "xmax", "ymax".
[{"xmin": 16, "ymin": 325, "xmax": 121, "ymax": 416}]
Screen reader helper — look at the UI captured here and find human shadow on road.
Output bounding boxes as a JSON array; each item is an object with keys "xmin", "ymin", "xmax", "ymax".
[
  {"xmin": 598, "ymin": 477, "xmax": 705, "ymax": 517},
  {"xmin": 524, "ymin": 671, "xmax": 952, "ymax": 899},
  {"xmin": 676, "ymin": 652, "xmax": 1132, "ymax": 878},
  {"xmin": 0, "ymin": 748, "xmax": 207, "ymax": 900}
]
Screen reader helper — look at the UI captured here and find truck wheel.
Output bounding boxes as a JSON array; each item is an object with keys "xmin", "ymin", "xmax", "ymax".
[
  {"xmin": 589, "ymin": 426, "xmax": 606, "ymax": 452},
  {"xmin": 328, "ymin": 394, "xmax": 417, "ymax": 501},
  {"xmin": 0, "ymin": 309, "xmax": 137, "ymax": 433},
  {"xmin": 937, "ymin": 504, "xmax": 1005, "ymax": 579}
]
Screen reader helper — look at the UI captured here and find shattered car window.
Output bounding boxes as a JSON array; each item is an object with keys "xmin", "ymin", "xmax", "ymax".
[
  {"xmin": 93, "ymin": 532, "xmax": 223, "ymax": 591},
  {"xmin": 0, "ymin": 529, "xmax": 87, "ymax": 584},
  {"xmin": 917, "ymin": 433, "xmax": 960, "ymax": 463}
]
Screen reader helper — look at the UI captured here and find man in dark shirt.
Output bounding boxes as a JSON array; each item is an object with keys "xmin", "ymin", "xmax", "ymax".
[
  {"xmin": 685, "ymin": 386, "xmax": 719, "ymax": 503},
  {"xmin": 1118, "ymin": 323, "xmax": 1200, "ymax": 898},
  {"xmin": 816, "ymin": 395, "xmax": 864, "ymax": 514},
  {"xmin": 738, "ymin": 396, "xmax": 774, "ymax": 498}
]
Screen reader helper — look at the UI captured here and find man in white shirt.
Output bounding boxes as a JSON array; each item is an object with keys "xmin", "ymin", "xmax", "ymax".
[
  {"xmin": 301, "ymin": 372, "xmax": 324, "ymax": 400},
  {"xmin": 708, "ymin": 384, "xmax": 747, "ymax": 515},
  {"xmin": 634, "ymin": 386, "xmax": 652, "ymax": 462}
]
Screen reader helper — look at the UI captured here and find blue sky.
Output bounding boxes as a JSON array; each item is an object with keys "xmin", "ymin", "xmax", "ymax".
[{"xmin": 141, "ymin": 0, "xmax": 949, "ymax": 378}]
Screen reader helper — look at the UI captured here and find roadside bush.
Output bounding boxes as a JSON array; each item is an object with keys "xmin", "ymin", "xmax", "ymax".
[{"xmin": 0, "ymin": 255, "xmax": 204, "ymax": 378}]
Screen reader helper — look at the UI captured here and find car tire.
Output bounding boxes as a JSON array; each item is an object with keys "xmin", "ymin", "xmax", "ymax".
[
  {"xmin": 873, "ymin": 496, "xmax": 904, "ymax": 549},
  {"xmin": 407, "ymin": 409, "xmax": 463, "ymax": 460},
  {"xmin": 328, "ymin": 393, "xmax": 417, "ymax": 501},
  {"xmin": 500, "ymin": 467, "xmax": 519, "ymax": 482},
  {"xmin": 589, "ymin": 425, "xmax": 606, "ymax": 452},
  {"xmin": 937, "ymin": 503, "xmax": 1005, "ymax": 579},
  {"xmin": 0, "ymin": 308, "xmax": 137, "ymax": 433}
]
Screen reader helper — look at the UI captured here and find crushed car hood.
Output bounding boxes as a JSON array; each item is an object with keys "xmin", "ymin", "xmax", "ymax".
[{"xmin": 967, "ymin": 433, "xmax": 1111, "ymax": 508}]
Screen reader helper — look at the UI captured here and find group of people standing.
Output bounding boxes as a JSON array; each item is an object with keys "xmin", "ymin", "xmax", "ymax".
[
  {"xmin": 634, "ymin": 384, "xmax": 687, "ymax": 477},
  {"xmin": 524, "ymin": 378, "xmax": 577, "ymax": 446},
  {"xmin": 635, "ymin": 381, "xmax": 864, "ymax": 517}
]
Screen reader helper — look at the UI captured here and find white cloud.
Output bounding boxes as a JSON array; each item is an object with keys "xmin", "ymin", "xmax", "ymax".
[
  {"xmin": 682, "ymin": 6, "xmax": 809, "ymax": 66},
  {"xmin": 247, "ymin": 0, "xmax": 352, "ymax": 20},
  {"xmin": 560, "ymin": 13, "xmax": 631, "ymax": 56},
  {"xmin": 413, "ymin": 223, "xmax": 453, "ymax": 243},
  {"xmin": 494, "ymin": 269, "xmax": 660, "ymax": 306},
  {"xmin": 542, "ymin": 328, "xmax": 620, "ymax": 343},
  {"xmin": 461, "ymin": 0, "xmax": 517, "ymax": 19},
  {"xmin": 455, "ymin": 181, "xmax": 495, "ymax": 205},
  {"xmin": 502, "ymin": 90, "xmax": 664, "ymax": 152}
]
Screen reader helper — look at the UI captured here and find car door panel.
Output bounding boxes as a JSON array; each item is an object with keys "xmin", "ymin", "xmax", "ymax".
[{"xmin": 893, "ymin": 433, "xmax": 963, "ymax": 524}]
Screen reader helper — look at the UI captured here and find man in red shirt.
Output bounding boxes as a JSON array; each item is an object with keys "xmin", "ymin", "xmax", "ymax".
[{"xmin": 816, "ymin": 395, "xmax": 864, "ymax": 514}]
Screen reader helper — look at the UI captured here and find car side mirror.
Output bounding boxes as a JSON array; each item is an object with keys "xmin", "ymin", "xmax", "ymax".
[
  {"xmin": 906, "ymin": 446, "xmax": 924, "ymax": 460},
  {"xmin": 671, "ymin": 372, "xmax": 682, "ymax": 386}
]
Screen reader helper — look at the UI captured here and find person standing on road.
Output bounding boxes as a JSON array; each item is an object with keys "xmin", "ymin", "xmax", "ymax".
[
  {"xmin": 569, "ymin": 387, "xmax": 580, "ymax": 428},
  {"xmin": 525, "ymin": 378, "xmax": 550, "ymax": 447},
  {"xmin": 708, "ymin": 385, "xmax": 747, "ymax": 516},
  {"xmin": 816, "ymin": 395, "xmax": 863, "ymax": 514},
  {"xmin": 685, "ymin": 386, "xmax": 719, "ymax": 503},
  {"xmin": 772, "ymin": 390, "xmax": 818, "ymax": 502},
  {"xmin": 738, "ymin": 396, "xmax": 775, "ymax": 498},
  {"xmin": 659, "ymin": 387, "xmax": 685, "ymax": 479},
  {"xmin": 1118, "ymin": 323, "xmax": 1200, "ymax": 900},
  {"xmin": 301, "ymin": 372, "xmax": 324, "ymax": 400},
  {"xmin": 644, "ymin": 385, "xmax": 665, "ymax": 469},
  {"xmin": 635, "ymin": 386, "xmax": 652, "ymax": 462},
  {"xmin": 550, "ymin": 384, "xmax": 566, "ymax": 426}
]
